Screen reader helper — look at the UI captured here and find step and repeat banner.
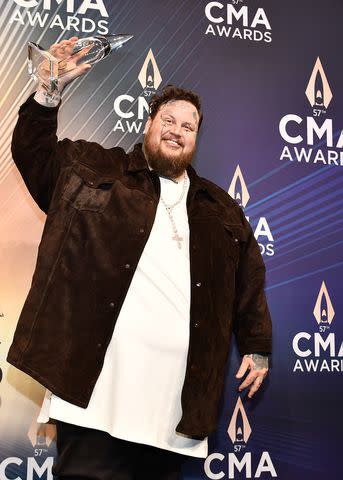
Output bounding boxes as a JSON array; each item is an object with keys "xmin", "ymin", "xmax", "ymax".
[{"xmin": 0, "ymin": 0, "xmax": 342, "ymax": 479}]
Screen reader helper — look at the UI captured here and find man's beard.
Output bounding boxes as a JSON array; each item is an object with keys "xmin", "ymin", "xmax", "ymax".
[{"xmin": 143, "ymin": 132, "xmax": 196, "ymax": 179}]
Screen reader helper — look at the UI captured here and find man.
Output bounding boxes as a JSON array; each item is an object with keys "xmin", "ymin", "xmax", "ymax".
[{"xmin": 7, "ymin": 37, "xmax": 272, "ymax": 479}]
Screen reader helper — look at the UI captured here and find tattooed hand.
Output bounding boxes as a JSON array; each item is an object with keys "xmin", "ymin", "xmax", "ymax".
[{"xmin": 236, "ymin": 354, "xmax": 269, "ymax": 398}]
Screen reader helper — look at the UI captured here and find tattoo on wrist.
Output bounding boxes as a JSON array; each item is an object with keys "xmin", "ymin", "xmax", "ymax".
[
  {"xmin": 43, "ymin": 91, "xmax": 60, "ymax": 107},
  {"xmin": 245, "ymin": 353, "xmax": 268, "ymax": 370}
]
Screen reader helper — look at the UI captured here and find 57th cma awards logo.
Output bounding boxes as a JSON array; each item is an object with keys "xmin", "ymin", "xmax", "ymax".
[
  {"xmin": 279, "ymin": 58, "xmax": 343, "ymax": 167},
  {"xmin": 10, "ymin": 0, "xmax": 109, "ymax": 34},
  {"xmin": 292, "ymin": 281, "xmax": 343, "ymax": 373},
  {"xmin": 113, "ymin": 49, "xmax": 162, "ymax": 134},
  {"xmin": 228, "ymin": 166, "xmax": 274, "ymax": 257},
  {"xmin": 0, "ymin": 415, "xmax": 56, "ymax": 479},
  {"xmin": 204, "ymin": 397, "xmax": 277, "ymax": 479},
  {"xmin": 204, "ymin": 1, "xmax": 272, "ymax": 43}
]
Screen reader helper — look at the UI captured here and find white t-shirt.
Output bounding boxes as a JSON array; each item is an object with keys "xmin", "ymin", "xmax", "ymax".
[{"xmin": 38, "ymin": 173, "xmax": 208, "ymax": 458}]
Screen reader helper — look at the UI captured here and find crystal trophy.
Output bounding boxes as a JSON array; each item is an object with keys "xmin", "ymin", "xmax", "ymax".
[{"xmin": 28, "ymin": 34, "xmax": 133, "ymax": 101}]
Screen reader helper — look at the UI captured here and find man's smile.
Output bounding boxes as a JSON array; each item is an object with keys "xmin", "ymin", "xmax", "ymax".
[
  {"xmin": 162, "ymin": 135, "xmax": 183, "ymax": 150},
  {"xmin": 164, "ymin": 139, "xmax": 181, "ymax": 149}
]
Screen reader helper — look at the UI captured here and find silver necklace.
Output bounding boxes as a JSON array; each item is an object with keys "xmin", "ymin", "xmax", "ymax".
[{"xmin": 160, "ymin": 172, "xmax": 188, "ymax": 249}]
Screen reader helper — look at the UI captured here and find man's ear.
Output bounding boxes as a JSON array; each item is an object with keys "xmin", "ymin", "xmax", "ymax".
[{"xmin": 143, "ymin": 117, "xmax": 152, "ymax": 134}]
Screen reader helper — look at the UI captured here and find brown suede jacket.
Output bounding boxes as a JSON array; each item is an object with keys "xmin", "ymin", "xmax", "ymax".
[{"xmin": 7, "ymin": 93, "xmax": 272, "ymax": 438}]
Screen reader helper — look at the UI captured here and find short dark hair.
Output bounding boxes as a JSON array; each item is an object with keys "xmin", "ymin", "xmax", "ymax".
[{"xmin": 148, "ymin": 85, "xmax": 203, "ymax": 130}]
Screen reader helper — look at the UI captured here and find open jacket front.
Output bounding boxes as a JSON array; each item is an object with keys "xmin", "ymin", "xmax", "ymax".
[{"xmin": 7, "ymin": 94, "xmax": 272, "ymax": 438}]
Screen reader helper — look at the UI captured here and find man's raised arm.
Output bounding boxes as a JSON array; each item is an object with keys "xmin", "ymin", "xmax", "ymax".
[{"xmin": 11, "ymin": 37, "xmax": 91, "ymax": 213}]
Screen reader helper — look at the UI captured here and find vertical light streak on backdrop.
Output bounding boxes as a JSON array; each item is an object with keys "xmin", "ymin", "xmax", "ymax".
[{"xmin": 0, "ymin": 3, "xmax": 66, "ymax": 186}]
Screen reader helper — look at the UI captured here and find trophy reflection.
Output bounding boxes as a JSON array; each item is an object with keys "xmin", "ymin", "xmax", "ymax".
[{"xmin": 28, "ymin": 34, "xmax": 133, "ymax": 100}]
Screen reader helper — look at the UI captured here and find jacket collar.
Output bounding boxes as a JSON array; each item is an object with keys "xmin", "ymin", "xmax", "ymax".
[
  {"xmin": 127, "ymin": 143, "xmax": 211, "ymax": 198},
  {"xmin": 127, "ymin": 143, "xmax": 150, "ymax": 172}
]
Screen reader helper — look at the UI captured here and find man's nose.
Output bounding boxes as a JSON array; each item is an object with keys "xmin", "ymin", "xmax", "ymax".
[{"xmin": 170, "ymin": 123, "xmax": 182, "ymax": 136}]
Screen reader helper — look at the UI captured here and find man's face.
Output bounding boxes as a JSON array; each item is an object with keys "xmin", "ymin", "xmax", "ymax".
[{"xmin": 143, "ymin": 100, "xmax": 199, "ymax": 179}]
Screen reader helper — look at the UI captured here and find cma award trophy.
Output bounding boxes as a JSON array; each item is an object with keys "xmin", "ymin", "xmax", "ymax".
[{"xmin": 28, "ymin": 34, "xmax": 133, "ymax": 103}]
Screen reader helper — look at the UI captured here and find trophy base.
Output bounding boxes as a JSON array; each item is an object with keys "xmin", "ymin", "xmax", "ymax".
[{"xmin": 28, "ymin": 42, "xmax": 60, "ymax": 96}]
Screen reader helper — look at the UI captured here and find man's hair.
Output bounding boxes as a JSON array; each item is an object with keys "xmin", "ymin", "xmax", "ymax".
[{"xmin": 148, "ymin": 85, "xmax": 203, "ymax": 130}]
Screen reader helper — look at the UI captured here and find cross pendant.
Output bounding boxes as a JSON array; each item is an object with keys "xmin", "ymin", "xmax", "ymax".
[{"xmin": 172, "ymin": 233, "xmax": 183, "ymax": 249}]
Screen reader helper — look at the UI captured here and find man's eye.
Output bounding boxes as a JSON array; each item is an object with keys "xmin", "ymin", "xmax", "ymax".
[{"xmin": 163, "ymin": 118, "xmax": 173, "ymax": 124}]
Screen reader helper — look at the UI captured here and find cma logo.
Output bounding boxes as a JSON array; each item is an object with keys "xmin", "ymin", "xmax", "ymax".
[
  {"xmin": 305, "ymin": 57, "xmax": 333, "ymax": 114},
  {"xmin": 12, "ymin": 0, "xmax": 109, "ymax": 16},
  {"xmin": 228, "ymin": 166, "xmax": 274, "ymax": 257},
  {"xmin": 10, "ymin": 0, "xmax": 109, "ymax": 34},
  {"xmin": 279, "ymin": 58, "xmax": 343, "ymax": 167},
  {"xmin": 113, "ymin": 49, "xmax": 162, "ymax": 134},
  {"xmin": 0, "ymin": 416, "xmax": 57, "ymax": 479},
  {"xmin": 28, "ymin": 416, "xmax": 56, "ymax": 449},
  {"xmin": 313, "ymin": 281, "xmax": 335, "ymax": 328},
  {"xmin": 138, "ymin": 49, "xmax": 162, "ymax": 91},
  {"xmin": 292, "ymin": 281, "xmax": 343, "ymax": 373},
  {"xmin": 227, "ymin": 396, "xmax": 251, "ymax": 444},
  {"xmin": 204, "ymin": 397, "xmax": 277, "ymax": 479},
  {"xmin": 205, "ymin": 2, "xmax": 272, "ymax": 43},
  {"xmin": 0, "ymin": 457, "xmax": 53, "ymax": 480}
]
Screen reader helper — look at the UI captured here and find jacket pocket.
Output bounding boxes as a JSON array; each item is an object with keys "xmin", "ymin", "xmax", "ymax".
[
  {"xmin": 62, "ymin": 162, "xmax": 114, "ymax": 212},
  {"xmin": 223, "ymin": 223, "xmax": 247, "ymax": 267}
]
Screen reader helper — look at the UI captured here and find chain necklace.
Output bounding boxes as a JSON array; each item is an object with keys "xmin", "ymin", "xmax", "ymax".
[{"xmin": 160, "ymin": 171, "xmax": 188, "ymax": 249}]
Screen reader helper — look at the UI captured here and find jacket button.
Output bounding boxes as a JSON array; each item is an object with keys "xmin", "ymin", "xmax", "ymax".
[
  {"xmin": 125, "ymin": 263, "xmax": 130, "ymax": 269},
  {"xmin": 194, "ymin": 322, "xmax": 199, "ymax": 328},
  {"xmin": 234, "ymin": 238, "xmax": 239, "ymax": 243},
  {"xmin": 196, "ymin": 282, "xmax": 201, "ymax": 287},
  {"xmin": 97, "ymin": 343, "xmax": 102, "ymax": 348},
  {"xmin": 139, "ymin": 228, "xmax": 145, "ymax": 233},
  {"xmin": 109, "ymin": 302, "xmax": 115, "ymax": 308},
  {"xmin": 89, "ymin": 181, "xmax": 94, "ymax": 186},
  {"xmin": 190, "ymin": 364, "xmax": 196, "ymax": 371}
]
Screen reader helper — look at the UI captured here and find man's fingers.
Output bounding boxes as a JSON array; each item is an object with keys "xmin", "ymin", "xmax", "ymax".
[
  {"xmin": 49, "ymin": 38, "xmax": 79, "ymax": 59},
  {"xmin": 59, "ymin": 64, "xmax": 92, "ymax": 85},
  {"xmin": 247, "ymin": 376, "xmax": 264, "ymax": 398},
  {"xmin": 74, "ymin": 64, "xmax": 92, "ymax": 75},
  {"xmin": 238, "ymin": 368, "xmax": 268, "ymax": 393},
  {"xmin": 238, "ymin": 371, "xmax": 257, "ymax": 391},
  {"xmin": 64, "ymin": 42, "xmax": 76, "ymax": 57},
  {"xmin": 72, "ymin": 44, "xmax": 93, "ymax": 61},
  {"xmin": 235, "ymin": 361, "xmax": 249, "ymax": 379},
  {"xmin": 236, "ymin": 354, "xmax": 269, "ymax": 397},
  {"xmin": 235, "ymin": 356, "xmax": 253, "ymax": 378},
  {"xmin": 49, "ymin": 45, "xmax": 68, "ymax": 59}
]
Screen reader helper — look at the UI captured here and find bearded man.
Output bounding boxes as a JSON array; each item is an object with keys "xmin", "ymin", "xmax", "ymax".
[{"xmin": 7, "ymin": 37, "xmax": 272, "ymax": 480}]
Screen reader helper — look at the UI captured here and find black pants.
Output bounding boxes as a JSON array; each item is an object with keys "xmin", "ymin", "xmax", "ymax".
[{"xmin": 53, "ymin": 421, "xmax": 187, "ymax": 480}]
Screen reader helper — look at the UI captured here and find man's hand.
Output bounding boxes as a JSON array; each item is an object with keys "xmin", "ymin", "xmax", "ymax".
[
  {"xmin": 35, "ymin": 36, "xmax": 92, "ymax": 106},
  {"xmin": 47, "ymin": 36, "xmax": 92, "ymax": 90},
  {"xmin": 236, "ymin": 354, "xmax": 269, "ymax": 398}
]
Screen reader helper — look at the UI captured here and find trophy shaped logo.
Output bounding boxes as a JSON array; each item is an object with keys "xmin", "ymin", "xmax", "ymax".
[
  {"xmin": 313, "ymin": 281, "xmax": 335, "ymax": 326},
  {"xmin": 227, "ymin": 397, "xmax": 252, "ymax": 444},
  {"xmin": 305, "ymin": 57, "xmax": 333, "ymax": 112},
  {"xmin": 228, "ymin": 165, "xmax": 250, "ymax": 208},
  {"xmin": 28, "ymin": 414, "xmax": 56, "ymax": 448},
  {"xmin": 138, "ymin": 49, "xmax": 162, "ymax": 90}
]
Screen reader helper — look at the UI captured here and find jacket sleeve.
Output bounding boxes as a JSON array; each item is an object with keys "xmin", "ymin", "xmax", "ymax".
[
  {"xmin": 232, "ymin": 209, "xmax": 272, "ymax": 356},
  {"xmin": 11, "ymin": 93, "xmax": 87, "ymax": 214}
]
